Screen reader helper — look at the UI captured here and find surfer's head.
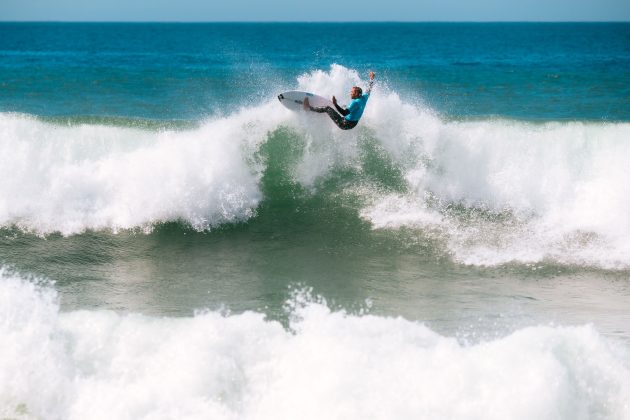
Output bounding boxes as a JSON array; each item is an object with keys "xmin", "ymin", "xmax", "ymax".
[{"xmin": 350, "ymin": 86, "xmax": 363, "ymax": 99}]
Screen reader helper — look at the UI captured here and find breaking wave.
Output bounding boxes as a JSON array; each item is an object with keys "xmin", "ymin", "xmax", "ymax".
[{"xmin": 2, "ymin": 65, "xmax": 630, "ymax": 268}]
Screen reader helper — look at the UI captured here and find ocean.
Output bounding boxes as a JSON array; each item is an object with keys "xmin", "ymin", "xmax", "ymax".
[{"xmin": 1, "ymin": 22, "xmax": 630, "ymax": 419}]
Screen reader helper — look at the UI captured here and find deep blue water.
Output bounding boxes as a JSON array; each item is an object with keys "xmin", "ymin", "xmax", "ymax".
[{"xmin": 1, "ymin": 22, "xmax": 629, "ymax": 120}]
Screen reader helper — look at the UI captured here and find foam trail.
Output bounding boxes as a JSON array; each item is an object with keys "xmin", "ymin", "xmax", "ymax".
[{"xmin": 1, "ymin": 270, "xmax": 629, "ymax": 420}]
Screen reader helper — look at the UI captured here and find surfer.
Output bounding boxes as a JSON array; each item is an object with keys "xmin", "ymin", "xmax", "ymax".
[{"xmin": 303, "ymin": 71, "xmax": 375, "ymax": 130}]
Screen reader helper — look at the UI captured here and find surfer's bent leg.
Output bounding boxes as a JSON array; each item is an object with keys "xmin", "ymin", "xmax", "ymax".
[{"xmin": 309, "ymin": 106, "xmax": 358, "ymax": 130}]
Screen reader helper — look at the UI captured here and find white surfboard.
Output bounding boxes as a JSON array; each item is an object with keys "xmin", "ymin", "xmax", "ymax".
[{"xmin": 277, "ymin": 91, "xmax": 334, "ymax": 112}]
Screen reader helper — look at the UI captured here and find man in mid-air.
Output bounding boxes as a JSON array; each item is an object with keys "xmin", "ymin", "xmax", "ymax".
[{"xmin": 303, "ymin": 71, "xmax": 375, "ymax": 130}]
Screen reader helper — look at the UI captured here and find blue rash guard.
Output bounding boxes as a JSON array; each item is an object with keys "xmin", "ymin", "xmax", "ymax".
[{"xmin": 345, "ymin": 93, "xmax": 370, "ymax": 121}]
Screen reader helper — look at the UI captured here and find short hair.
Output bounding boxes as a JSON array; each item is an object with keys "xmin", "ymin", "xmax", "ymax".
[{"xmin": 353, "ymin": 86, "xmax": 362, "ymax": 95}]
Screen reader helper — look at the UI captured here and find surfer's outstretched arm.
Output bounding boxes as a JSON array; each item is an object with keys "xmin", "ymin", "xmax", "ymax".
[{"xmin": 366, "ymin": 71, "xmax": 375, "ymax": 94}]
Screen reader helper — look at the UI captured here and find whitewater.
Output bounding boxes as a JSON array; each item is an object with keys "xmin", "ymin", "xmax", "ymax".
[
  {"xmin": 1, "ymin": 269, "xmax": 629, "ymax": 420},
  {"xmin": 1, "ymin": 66, "xmax": 630, "ymax": 268}
]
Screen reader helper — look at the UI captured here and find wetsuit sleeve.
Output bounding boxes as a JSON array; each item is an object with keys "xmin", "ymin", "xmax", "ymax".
[{"xmin": 334, "ymin": 102, "xmax": 350, "ymax": 116}]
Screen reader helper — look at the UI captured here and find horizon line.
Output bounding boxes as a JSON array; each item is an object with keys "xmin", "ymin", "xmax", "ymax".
[{"xmin": 1, "ymin": 20, "xmax": 629, "ymax": 24}]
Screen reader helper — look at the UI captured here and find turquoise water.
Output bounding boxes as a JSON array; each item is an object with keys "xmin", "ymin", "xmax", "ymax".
[
  {"xmin": 2, "ymin": 23, "xmax": 629, "ymax": 120},
  {"xmin": 1, "ymin": 23, "xmax": 630, "ymax": 419}
]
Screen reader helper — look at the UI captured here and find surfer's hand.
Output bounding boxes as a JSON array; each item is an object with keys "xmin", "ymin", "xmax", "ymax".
[
  {"xmin": 332, "ymin": 96, "xmax": 337, "ymax": 104},
  {"xmin": 369, "ymin": 71, "xmax": 375, "ymax": 80}
]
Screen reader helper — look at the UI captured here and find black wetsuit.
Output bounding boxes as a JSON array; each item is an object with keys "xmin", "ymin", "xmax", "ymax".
[{"xmin": 308, "ymin": 102, "xmax": 358, "ymax": 130}]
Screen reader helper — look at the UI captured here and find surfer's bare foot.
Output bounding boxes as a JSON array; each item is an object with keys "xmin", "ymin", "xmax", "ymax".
[{"xmin": 303, "ymin": 97, "xmax": 310, "ymax": 111}]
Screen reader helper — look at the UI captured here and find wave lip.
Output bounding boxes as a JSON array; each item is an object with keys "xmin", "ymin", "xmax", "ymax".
[
  {"xmin": 0, "ymin": 109, "xmax": 286, "ymax": 235},
  {"xmin": 1, "ymin": 271, "xmax": 630, "ymax": 420}
]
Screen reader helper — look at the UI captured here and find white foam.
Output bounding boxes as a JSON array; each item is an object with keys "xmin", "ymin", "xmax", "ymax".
[
  {"xmin": 360, "ymin": 115, "xmax": 630, "ymax": 268},
  {"xmin": 0, "ymin": 106, "xmax": 289, "ymax": 235},
  {"xmin": 1, "ymin": 271, "xmax": 629, "ymax": 420}
]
